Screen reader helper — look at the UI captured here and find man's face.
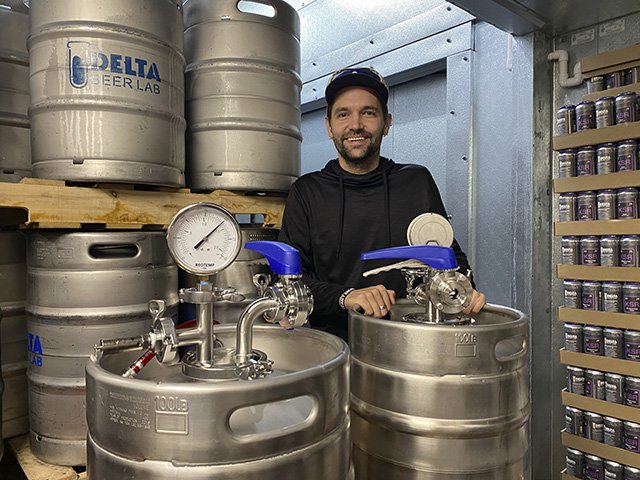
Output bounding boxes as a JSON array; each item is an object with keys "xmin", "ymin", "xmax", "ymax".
[{"xmin": 326, "ymin": 87, "xmax": 391, "ymax": 167}]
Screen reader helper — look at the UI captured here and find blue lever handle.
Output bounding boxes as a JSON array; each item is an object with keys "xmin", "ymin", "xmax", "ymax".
[
  {"xmin": 360, "ymin": 245, "xmax": 458, "ymax": 270},
  {"xmin": 245, "ymin": 241, "xmax": 302, "ymax": 276}
]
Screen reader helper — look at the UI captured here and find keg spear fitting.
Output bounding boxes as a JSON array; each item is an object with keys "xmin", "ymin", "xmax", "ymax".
[{"xmin": 361, "ymin": 245, "xmax": 472, "ymax": 322}]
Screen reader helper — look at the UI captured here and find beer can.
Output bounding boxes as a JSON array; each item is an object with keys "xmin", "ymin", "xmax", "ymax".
[
  {"xmin": 564, "ymin": 280, "xmax": 582, "ymax": 309},
  {"xmin": 567, "ymin": 366, "xmax": 586, "ymax": 395},
  {"xmin": 577, "ymin": 191, "xmax": 597, "ymax": 221},
  {"xmin": 625, "ymin": 377, "xmax": 640, "ymax": 408},
  {"xmin": 620, "ymin": 237, "xmax": 640, "ymax": 267},
  {"xmin": 558, "ymin": 149, "xmax": 577, "ymax": 177},
  {"xmin": 595, "ymin": 96, "xmax": 615, "ymax": 128},
  {"xmin": 623, "ymin": 421, "xmax": 640, "ymax": 453},
  {"xmin": 562, "ymin": 236, "xmax": 580, "ymax": 264},
  {"xmin": 604, "ymin": 460, "xmax": 624, "ymax": 480},
  {"xmin": 576, "ymin": 101, "xmax": 596, "ymax": 131},
  {"xmin": 559, "ymin": 193, "xmax": 577, "ymax": 222},
  {"xmin": 623, "ymin": 282, "xmax": 640, "ymax": 313},
  {"xmin": 615, "ymin": 92, "xmax": 637, "ymax": 124},
  {"xmin": 604, "ymin": 327, "xmax": 624, "ymax": 358},
  {"xmin": 605, "ymin": 71, "xmax": 622, "ymax": 89},
  {"xmin": 564, "ymin": 323, "xmax": 583, "ymax": 352},
  {"xmin": 625, "ymin": 466, "xmax": 640, "ymax": 480},
  {"xmin": 624, "ymin": 67, "xmax": 640, "ymax": 85},
  {"xmin": 581, "ymin": 282, "xmax": 602, "ymax": 311},
  {"xmin": 617, "ymin": 140, "xmax": 638, "ymax": 171},
  {"xmin": 588, "ymin": 75, "xmax": 605, "ymax": 93},
  {"xmin": 597, "ymin": 143, "xmax": 617, "ymax": 174},
  {"xmin": 556, "ymin": 104, "xmax": 576, "ymax": 135},
  {"xmin": 625, "ymin": 330, "xmax": 640, "ymax": 361},
  {"xmin": 565, "ymin": 406, "xmax": 584, "ymax": 436},
  {"xmin": 577, "ymin": 146, "xmax": 596, "ymax": 176},
  {"xmin": 585, "ymin": 369, "xmax": 606, "ymax": 399},
  {"xmin": 601, "ymin": 240, "xmax": 620, "ymax": 268},
  {"xmin": 580, "ymin": 236, "xmax": 600, "ymax": 265},
  {"xmin": 604, "ymin": 416, "xmax": 624, "ymax": 446},
  {"xmin": 585, "ymin": 411, "xmax": 604, "ymax": 442},
  {"xmin": 617, "ymin": 187, "xmax": 639, "ymax": 219},
  {"xmin": 583, "ymin": 326, "xmax": 604, "ymax": 354},
  {"xmin": 598, "ymin": 189, "xmax": 617, "ymax": 220},
  {"xmin": 605, "ymin": 372, "xmax": 625, "ymax": 403},
  {"xmin": 584, "ymin": 454, "xmax": 604, "ymax": 480}
]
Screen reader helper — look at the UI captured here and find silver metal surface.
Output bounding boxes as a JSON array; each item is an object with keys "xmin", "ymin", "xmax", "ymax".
[
  {"xmin": 184, "ymin": 0, "xmax": 302, "ymax": 192},
  {"xmin": 0, "ymin": 230, "xmax": 29, "ymax": 439},
  {"xmin": 86, "ymin": 325, "xmax": 352, "ymax": 479},
  {"xmin": 28, "ymin": 0, "xmax": 186, "ymax": 186},
  {"xmin": 350, "ymin": 301, "xmax": 530, "ymax": 479},
  {"xmin": 26, "ymin": 231, "xmax": 178, "ymax": 466},
  {"xmin": 0, "ymin": 2, "xmax": 30, "ymax": 182}
]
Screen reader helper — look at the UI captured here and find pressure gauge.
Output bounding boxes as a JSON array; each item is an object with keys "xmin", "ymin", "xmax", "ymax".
[{"xmin": 166, "ymin": 203, "xmax": 242, "ymax": 276}]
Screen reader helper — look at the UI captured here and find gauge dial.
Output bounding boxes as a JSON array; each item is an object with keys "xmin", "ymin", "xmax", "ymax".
[{"xmin": 166, "ymin": 203, "xmax": 242, "ymax": 276}]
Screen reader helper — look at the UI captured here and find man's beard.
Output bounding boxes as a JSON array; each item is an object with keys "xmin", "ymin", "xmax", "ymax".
[{"xmin": 333, "ymin": 133, "xmax": 380, "ymax": 165}]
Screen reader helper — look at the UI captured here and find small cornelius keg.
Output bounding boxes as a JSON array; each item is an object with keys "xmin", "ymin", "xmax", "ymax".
[
  {"xmin": 0, "ymin": 1, "xmax": 31, "ymax": 182},
  {"xmin": 86, "ymin": 326, "xmax": 352, "ymax": 479},
  {"xmin": 26, "ymin": 231, "xmax": 179, "ymax": 466},
  {"xmin": 28, "ymin": 0, "xmax": 186, "ymax": 186},
  {"xmin": 181, "ymin": 225, "xmax": 278, "ymax": 323},
  {"xmin": 184, "ymin": 0, "xmax": 302, "ymax": 192},
  {"xmin": 0, "ymin": 230, "xmax": 29, "ymax": 439},
  {"xmin": 350, "ymin": 302, "xmax": 529, "ymax": 479}
]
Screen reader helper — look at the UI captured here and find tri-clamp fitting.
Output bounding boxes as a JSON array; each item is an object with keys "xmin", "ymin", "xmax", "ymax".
[
  {"xmin": 96, "ymin": 241, "xmax": 313, "ymax": 381},
  {"xmin": 361, "ymin": 245, "xmax": 473, "ymax": 323}
]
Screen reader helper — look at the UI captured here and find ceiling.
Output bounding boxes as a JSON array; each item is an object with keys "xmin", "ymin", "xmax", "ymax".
[{"xmin": 447, "ymin": 0, "xmax": 640, "ymax": 36}]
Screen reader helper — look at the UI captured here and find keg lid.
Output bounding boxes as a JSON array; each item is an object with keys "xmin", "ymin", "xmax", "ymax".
[{"xmin": 407, "ymin": 213, "xmax": 453, "ymax": 247}]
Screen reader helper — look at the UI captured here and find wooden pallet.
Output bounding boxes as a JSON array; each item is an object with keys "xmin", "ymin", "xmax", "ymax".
[
  {"xmin": 7, "ymin": 435, "xmax": 87, "ymax": 480},
  {"xmin": 0, "ymin": 178, "xmax": 286, "ymax": 229}
]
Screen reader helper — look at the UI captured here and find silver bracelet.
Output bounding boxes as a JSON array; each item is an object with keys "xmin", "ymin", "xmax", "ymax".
[{"xmin": 338, "ymin": 288, "xmax": 355, "ymax": 310}]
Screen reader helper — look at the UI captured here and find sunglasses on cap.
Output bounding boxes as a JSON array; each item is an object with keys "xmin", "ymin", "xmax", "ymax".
[{"xmin": 328, "ymin": 66, "xmax": 388, "ymax": 87}]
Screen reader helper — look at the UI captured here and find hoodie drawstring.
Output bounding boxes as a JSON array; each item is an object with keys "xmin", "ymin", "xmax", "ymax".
[{"xmin": 336, "ymin": 175, "xmax": 345, "ymax": 259}]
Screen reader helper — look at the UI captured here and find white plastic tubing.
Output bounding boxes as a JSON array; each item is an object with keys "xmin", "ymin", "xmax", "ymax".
[{"xmin": 548, "ymin": 49, "xmax": 583, "ymax": 88}]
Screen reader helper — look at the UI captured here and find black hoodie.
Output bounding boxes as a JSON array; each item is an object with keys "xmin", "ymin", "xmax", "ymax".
[{"xmin": 278, "ymin": 157, "xmax": 472, "ymax": 339}]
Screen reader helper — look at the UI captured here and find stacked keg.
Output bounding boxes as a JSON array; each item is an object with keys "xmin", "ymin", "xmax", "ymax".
[
  {"xmin": 183, "ymin": 0, "xmax": 302, "ymax": 192},
  {"xmin": 0, "ymin": 0, "xmax": 31, "ymax": 182}
]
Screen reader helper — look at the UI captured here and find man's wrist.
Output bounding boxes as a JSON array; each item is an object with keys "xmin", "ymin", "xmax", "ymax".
[{"xmin": 338, "ymin": 288, "xmax": 355, "ymax": 310}]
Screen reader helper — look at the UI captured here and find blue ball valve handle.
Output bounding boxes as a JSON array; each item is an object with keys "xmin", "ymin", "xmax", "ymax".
[
  {"xmin": 245, "ymin": 241, "xmax": 302, "ymax": 276},
  {"xmin": 360, "ymin": 245, "xmax": 458, "ymax": 270}
]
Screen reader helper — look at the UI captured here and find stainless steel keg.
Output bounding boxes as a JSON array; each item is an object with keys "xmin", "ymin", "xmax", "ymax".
[
  {"xmin": 350, "ymin": 301, "xmax": 530, "ymax": 479},
  {"xmin": 181, "ymin": 225, "xmax": 278, "ymax": 323},
  {"xmin": 28, "ymin": 0, "xmax": 186, "ymax": 186},
  {"xmin": 0, "ymin": 1, "xmax": 30, "ymax": 182},
  {"xmin": 0, "ymin": 230, "xmax": 29, "ymax": 439},
  {"xmin": 184, "ymin": 0, "xmax": 302, "ymax": 192},
  {"xmin": 26, "ymin": 231, "xmax": 179, "ymax": 466},
  {"xmin": 86, "ymin": 325, "xmax": 352, "ymax": 479}
]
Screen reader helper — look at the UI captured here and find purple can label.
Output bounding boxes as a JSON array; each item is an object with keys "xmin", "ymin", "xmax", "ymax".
[
  {"xmin": 626, "ymin": 388, "xmax": 639, "ymax": 407},
  {"xmin": 621, "ymin": 250, "xmax": 637, "ymax": 267},
  {"xmin": 619, "ymin": 202, "xmax": 637, "ymax": 219},
  {"xmin": 626, "ymin": 342, "xmax": 640, "ymax": 360},
  {"xmin": 584, "ymin": 337, "xmax": 603, "ymax": 354},
  {"xmin": 578, "ymin": 204, "xmax": 595, "ymax": 220},
  {"xmin": 582, "ymin": 249, "xmax": 599, "ymax": 265},
  {"xmin": 585, "ymin": 465, "xmax": 603, "ymax": 480},
  {"xmin": 617, "ymin": 107, "xmax": 633, "ymax": 123},
  {"xmin": 625, "ymin": 295, "xmax": 640, "ymax": 313},
  {"xmin": 618, "ymin": 153, "xmax": 635, "ymax": 171},
  {"xmin": 582, "ymin": 293, "xmax": 598, "ymax": 311},
  {"xmin": 577, "ymin": 159, "xmax": 594, "ymax": 175},
  {"xmin": 625, "ymin": 432, "xmax": 640, "ymax": 453}
]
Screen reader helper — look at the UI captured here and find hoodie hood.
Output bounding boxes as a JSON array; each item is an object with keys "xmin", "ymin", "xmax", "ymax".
[{"xmin": 320, "ymin": 157, "xmax": 396, "ymax": 258}]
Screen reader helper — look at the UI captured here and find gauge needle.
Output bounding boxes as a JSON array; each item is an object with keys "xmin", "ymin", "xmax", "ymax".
[{"xmin": 193, "ymin": 221, "xmax": 224, "ymax": 250}]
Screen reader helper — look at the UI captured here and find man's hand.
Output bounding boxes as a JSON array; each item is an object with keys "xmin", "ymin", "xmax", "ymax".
[
  {"xmin": 345, "ymin": 285, "xmax": 396, "ymax": 317},
  {"xmin": 463, "ymin": 289, "xmax": 486, "ymax": 315}
]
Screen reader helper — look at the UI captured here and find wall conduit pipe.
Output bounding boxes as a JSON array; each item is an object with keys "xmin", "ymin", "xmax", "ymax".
[{"xmin": 547, "ymin": 49, "xmax": 583, "ymax": 88}]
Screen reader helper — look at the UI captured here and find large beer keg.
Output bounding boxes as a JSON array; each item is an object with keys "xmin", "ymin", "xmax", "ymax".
[
  {"xmin": 0, "ymin": 1, "xmax": 30, "ymax": 182},
  {"xmin": 181, "ymin": 224, "xmax": 278, "ymax": 323},
  {"xmin": 350, "ymin": 301, "xmax": 530, "ymax": 479},
  {"xmin": 86, "ymin": 325, "xmax": 352, "ymax": 479},
  {"xmin": 26, "ymin": 231, "xmax": 179, "ymax": 466},
  {"xmin": 184, "ymin": 0, "xmax": 302, "ymax": 192},
  {"xmin": 28, "ymin": 0, "xmax": 186, "ymax": 187},
  {"xmin": 0, "ymin": 230, "xmax": 29, "ymax": 440}
]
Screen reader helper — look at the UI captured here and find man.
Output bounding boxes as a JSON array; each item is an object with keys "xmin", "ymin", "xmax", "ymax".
[{"xmin": 278, "ymin": 66, "xmax": 486, "ymax": 340}]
